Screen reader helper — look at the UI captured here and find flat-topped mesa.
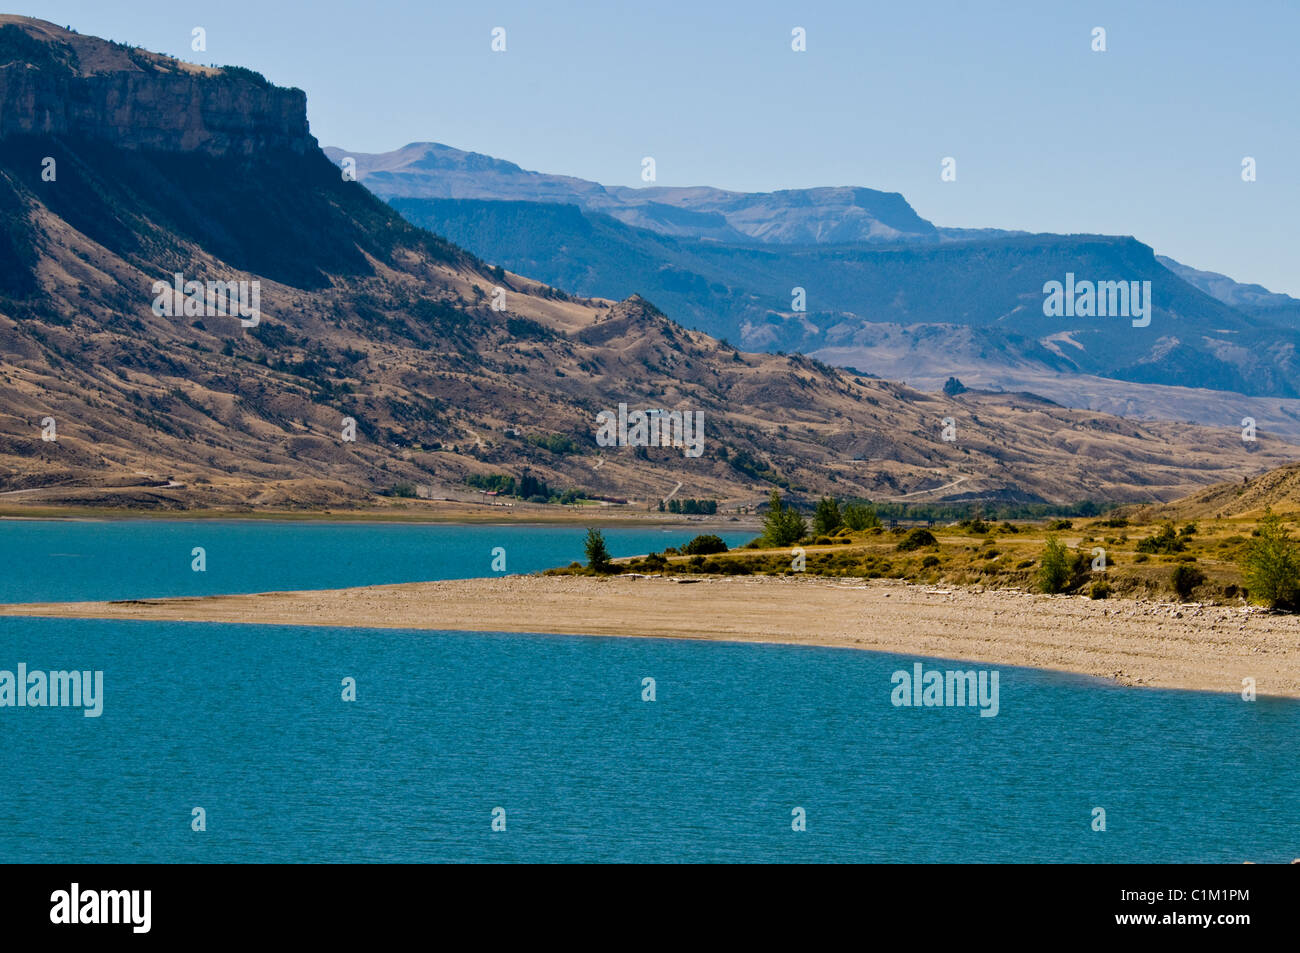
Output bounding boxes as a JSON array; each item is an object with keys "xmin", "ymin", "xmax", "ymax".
[{"xmin": 0, "ymin": 15, "xmax": 314, "ymax": 156}]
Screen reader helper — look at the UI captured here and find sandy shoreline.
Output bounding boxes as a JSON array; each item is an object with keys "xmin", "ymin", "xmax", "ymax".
[
  {"xmin": 2, "ymin": 575, "xmax": 1298, "ymax": 698},
  {"xmin": 0, "ymin": 502, "xmax": 763, "ymax": 530}
]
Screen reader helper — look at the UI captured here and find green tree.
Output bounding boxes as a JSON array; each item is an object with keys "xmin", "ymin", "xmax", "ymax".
[
  {"xmin": 813, "ymin": 497, "xmax": 843, "ymax": 535},
  {"xmin": 1038, "ymin": 535, "xmax": 1071, "ymax": 593},
  {"xmin": 842, "ymin": 502, "xmax": 880, "ymax": 531},
  {"xmin": 584, "ymin": 527, "xmax": 612, "ymax": 573},
  {"xmin": 1241, "ymin": 509, "xmax": 1300, "ymax": 609},
  {"xmin": 762, "ymin": 490, "xmax": 806, "ymax": 547}
]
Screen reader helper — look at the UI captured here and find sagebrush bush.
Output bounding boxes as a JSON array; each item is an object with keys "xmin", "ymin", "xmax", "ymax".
[
  {"xmin": 681, "ymin": 534, "xmax": 728, "ymax": 556},
  {"xmin": 1171, "ymin": 564, "xmax": 1205, "ymax": 601},
  {"xmin": 897, "ymin": 528, "xmax": 937, "ymax": 551}
]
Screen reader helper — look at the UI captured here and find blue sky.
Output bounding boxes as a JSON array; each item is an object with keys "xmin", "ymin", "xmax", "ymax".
[{"xmin": 34, "ymin": 0, "xmax": 1300, "ymax": 295}]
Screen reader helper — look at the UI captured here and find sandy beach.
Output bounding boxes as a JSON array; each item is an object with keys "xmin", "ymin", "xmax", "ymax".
[{"xmin": 2, "ymin": 575, "xmax": 1298, "ymax": 698}]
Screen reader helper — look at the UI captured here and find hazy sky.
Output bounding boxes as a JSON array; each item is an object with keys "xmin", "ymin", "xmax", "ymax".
[{"xmin": 37, "ymin": 0, "xmax": 1300, "ymax": 295}]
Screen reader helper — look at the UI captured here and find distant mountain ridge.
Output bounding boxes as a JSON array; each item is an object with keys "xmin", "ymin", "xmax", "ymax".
[
  {"xmin": 327, "ymin": 143, "xmax": 1295, "ymax": 311},
  {"xmin": 383, "ymin": 196, "xmax": 1300, "ymax": 400},
  {"xmin": 328, "ymin": 142, "xmax": 1300, "ymax": 418},
  {"xmin": 1156, "ymin": 255, "xmax": 1300, "ymax": 330},
  {"xmin": 323, "ymin": 142, "xmax": 944, "ymax": 245}
]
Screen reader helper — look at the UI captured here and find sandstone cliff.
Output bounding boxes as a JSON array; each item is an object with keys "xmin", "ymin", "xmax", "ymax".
[{"xmin": 0, "ymin": 15, "xmax": 313, "ymax": 155}]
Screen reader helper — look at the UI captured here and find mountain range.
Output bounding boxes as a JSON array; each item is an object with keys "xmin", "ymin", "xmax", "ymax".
[
  {"xmin": 328, "ymin": 142, "xmax": 1300, "ymax": 437},
  {"xmin": 323, "ymin": 141, "xmax": 985, "ymax": 245},
  {"xmin": 0, "ymin": 16, "xmax": 1294, "ymax": 511}
]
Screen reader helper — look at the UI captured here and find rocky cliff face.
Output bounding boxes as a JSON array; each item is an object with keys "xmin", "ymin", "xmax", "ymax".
[
  {"xmin": 0, "ymin": 15, "xmax": 314, "ymax": 155},
  {"xmin": 0, "ymin": 15, "xmax": 1293, "ymax": 511}
]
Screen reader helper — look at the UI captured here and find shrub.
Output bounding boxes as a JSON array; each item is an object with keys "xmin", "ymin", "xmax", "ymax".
[
  {"xmin": 221, "ymin": 64, "xmax": 272, "ymax": 88},
  {"xmin": 1089, "ymin": 579, "xmax": 1111, "ymax": 599},
  {"xmin": 641, "ymin": 552, "xmax": 668, "ymax": 571},
  {"xmin": 526, "ymin": 432, "xmax": 578, "ymax": 454},
  {"xmin": 921, "ymin": 555, "xmax": 941, "ymax": 568},
  {"xmin": 1137, "ymin": 523, "xmax": 1186, "ymax": 555},
  {"xmin": 682, "ymin": 534, "xmax": 728, "ymax": 556},
  {"xmin": 390, "ymin": 481, "xmax": 417, "ymax": 498},
  {"xmin": 1171, "ymin": 564, "xmax": 1206, "ymax": 601},
  {"xmin": 897, "ymin": 528, "xmax": 938, "ymax": 551},
  {"xmin": 1093, "ymin": 516, "xmax": 1129, "ymax": 528},
  {"xmin": 583, "ymin": 528, "xmax": 612, "ymax": 573},
  {"xmin": 1038, "ymin": 536, "xmax": 1071, "ymax": 593},
  {"xmin": 1046, "ymin": 519, "xmax": 1073, "ymax": 531},
  {"xmin": 717, "ymin": 558, "xmax": 751, "ymax": 575},
  {"xmin": 1240, "ymin": 509, "xmax": 1300, "ymax": 609}
]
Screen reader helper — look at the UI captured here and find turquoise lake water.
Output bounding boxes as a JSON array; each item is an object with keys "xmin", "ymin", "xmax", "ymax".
[
  {"xmin": 1, "ymin": 520, "xmax": 1297, "ymax": 863},
  {"xmin": 0, "ymin": 520, "xmax": 753, "ymax": 602}
]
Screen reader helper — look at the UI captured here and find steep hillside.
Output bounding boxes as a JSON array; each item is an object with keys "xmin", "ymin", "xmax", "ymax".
[
  {"xmin": 386, "ymin": 197, "xmax": 1300, "ymax": 400},
  {"xmin": 1157, "ymin": 255, "xmax": 1300, "ymax": 331},
  {"xmin": 0, "ymin": 17, "xmax": 1295, "ymax": 513},
  {"xmin": 1129, "ymin": 462, "xmax": 1300, "ymax": 521}
]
